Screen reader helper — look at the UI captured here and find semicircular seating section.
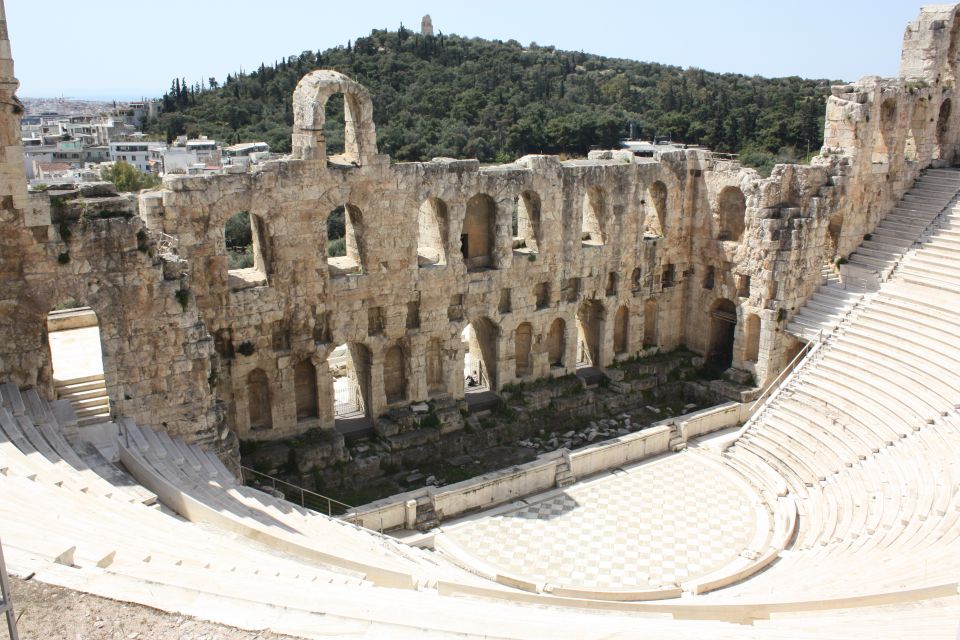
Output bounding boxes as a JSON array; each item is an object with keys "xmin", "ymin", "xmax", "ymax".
[{"xmin": 0, "ymin": 170, "xmax": 959, "ymax": 637}]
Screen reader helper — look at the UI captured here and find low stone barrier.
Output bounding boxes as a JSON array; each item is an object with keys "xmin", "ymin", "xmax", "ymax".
[
  {"xmin": 677, "ymin": 401, "xmax": 750, "ymax": 441},
  {"xmin": 349, "ymin": 418, "xmax": 688, "ymax": 531}
]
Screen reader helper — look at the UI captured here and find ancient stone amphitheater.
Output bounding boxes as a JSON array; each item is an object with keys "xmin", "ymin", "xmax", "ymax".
[{"xmin": 1, "ymin": 3, "xmax": 960, "ymax": 638}]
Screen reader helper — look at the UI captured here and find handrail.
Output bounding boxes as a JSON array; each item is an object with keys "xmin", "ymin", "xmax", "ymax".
[
  {"xmin": 239, "ymin": 465, "xmax": 354, "ymax": 517},
  {"xmin": 747, "ymin": 329, "xmax": 821, "ymax": 417},
  {"xmin": 0, "ymin": 537, "xmax": 19, "ymax": 640}
]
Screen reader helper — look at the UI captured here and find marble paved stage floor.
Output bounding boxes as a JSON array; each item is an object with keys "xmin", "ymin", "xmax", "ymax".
[{"xmin": 440, "ymin": 451, "xmax": 759, "ymax": 590}]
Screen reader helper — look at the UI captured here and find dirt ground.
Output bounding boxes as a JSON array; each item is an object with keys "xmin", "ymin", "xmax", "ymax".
[{"xmin": 6, "ymin": 575, "xmax": 303, "ymax": 640}]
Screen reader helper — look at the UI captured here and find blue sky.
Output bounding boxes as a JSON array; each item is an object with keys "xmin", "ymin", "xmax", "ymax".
[{"xmin": 7, "ymin": 0, "xmax": 923, "ymax": 99}]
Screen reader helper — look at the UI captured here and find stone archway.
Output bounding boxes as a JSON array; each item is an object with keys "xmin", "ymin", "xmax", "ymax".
[
  {"xmin": 576, "ymin": 300, "xmax": 604, "ymax": 365},
  {"xmin": 292, "ymin": 70, "xmax": 378, "ymax": 164},
  {"xmin": 462, "ymin": 194, "xmax": 496, "ymax": 271},
  {"xmin": 462, "ymin": 317, "xmax": 499, "ymax": 390},
  {"xmin": 547, "ymin": 318, "xmax": 566, "ymax": 367},
  {"xmin": 708, "ymin": 298, "xmax": 737, "ymax": 371}
]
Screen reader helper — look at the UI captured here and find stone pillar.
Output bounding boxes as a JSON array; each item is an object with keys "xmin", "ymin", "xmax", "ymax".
[
  {"xmin": 368, "ymin": 348, "xmax": 385, "ymax": 419},
  {"xmin": 314, "ymin": 357, "xmax": 335, "ymax": 430}
]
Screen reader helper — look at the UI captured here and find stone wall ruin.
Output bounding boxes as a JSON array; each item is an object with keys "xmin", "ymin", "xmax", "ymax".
[{"xmin": 2, "ymin": 7, "xmax": 960, "ymax": 457}]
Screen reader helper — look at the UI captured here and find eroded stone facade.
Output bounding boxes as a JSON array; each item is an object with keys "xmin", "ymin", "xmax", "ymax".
[{"xmin": 2, "ymin": 5, "xmax": 960, "ymax": 454}]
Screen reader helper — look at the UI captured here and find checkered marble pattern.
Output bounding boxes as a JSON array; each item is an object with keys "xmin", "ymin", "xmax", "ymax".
[{"xmin": 441, "ymin": 452, "xmax": 758, "ymax": 590}]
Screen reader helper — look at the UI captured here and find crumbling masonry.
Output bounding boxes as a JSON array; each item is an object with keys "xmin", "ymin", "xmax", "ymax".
[{"xmin": 1, "ymin": 6, "xmax": 959, "ymax": 460}]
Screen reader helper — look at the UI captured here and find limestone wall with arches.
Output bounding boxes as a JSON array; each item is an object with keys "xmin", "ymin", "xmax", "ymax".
[{"xmin": 1, "ymin": 4, "xmax": 959, "ymax": 451}]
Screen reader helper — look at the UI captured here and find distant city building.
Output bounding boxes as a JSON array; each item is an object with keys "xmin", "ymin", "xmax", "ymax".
[
  {"xmin": 421, "ymin": 14, "xmax": 434, "ymax": 36},
  {"xmin": 223, "ymin": 141, "xmax": 270, "ymax": 167}
]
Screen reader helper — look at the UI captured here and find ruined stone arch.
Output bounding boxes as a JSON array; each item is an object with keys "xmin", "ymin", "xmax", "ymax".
[
  {"xmin": 292, "ymin": 70, "xmax": 378, "ymax": 164},
  {"xmin": 716, "ymin": 186, "xmax": 746, "ymax": 242},
  {"xmin": 547, "ymin": 318, "xmax": 566, "ymax": 367},
  {"xmin": 462, "ymin": 194, "xmax": 496, "ymax": 271},
  {"xmin": 581, "ymin": 186, "xmax": 607, "ymax": 245},
  {"xmin": 246, "ymin": 368, "xmax": 272, "ymax": 430},
  {"xmin": 613, "ymin": 305, "xmax": 629, "ymax": 355},
  {"xmin": 515, "ymin": 190, "xmax": 542, "ymax": 252},
  {"xmin": 417, "ymin": 197, "xmax": 449, "ymax": 267},
  {"xmin": 383, "ymin": 343, "xmax": 407, "ymax": 404},
  {"xmin": 330, "ymin": 342, "xmax": 372, "ymax": 419},
  {"xmin": 645, "ymin": 181, "xmax": 667, "ymax": 237},
  {"xmin": 631, "ymin": 267, "xmax": 643, "ymax": 291},
  {"xmin": 293, "ymin": 358, "xmax": 318, "ymax": 420},
  {"xmin": 871, "ymin": 97, "xmax": 897, "ymax": 164}
]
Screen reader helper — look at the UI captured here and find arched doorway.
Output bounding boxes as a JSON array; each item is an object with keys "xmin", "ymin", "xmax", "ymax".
[
  {"xmin": 329, "ymin": 343, "xmax": 372, "ymax": 421},
  {"xmin": 45, "ymin": 303, "xmax": 111, "ymax": 426},
  {"xmin": 426, "ymin": 338, "xmax": 445, "ymax": 396},
  {"xmin": 643, "ymin": 299, "xmax": 658, "ymax": 347},
  {"xmin": 938, "ymin": 98, "xmax": 952, "ymax": 159},
  {"xmin": 383, "ymin": 344, "xmax": 407, "ymax": 405},
  {"xmin": 613, "ymin": 305, "xmax": 629, "ymax": 355},
  {"xmin": 247, "ymin": 368, "xmax": 272, "ymax": 431},
  {"xmin": 462, "ymin": 317, "xmax": 499, "ymax": 391},
  {"xmin": 514, "ymin": 322, "xmax": 533, "ymax": 378},
  {"xmin": 547, "ymin": 318, "xmax": 566, "ymax": 367},
  {"xmin": 293, "ymin": 359, "xmax": 318, "ymax": 421},
  {"xmin": 708, "ymin": 298, "xmax": 737, "ymax": 371},
  {"xmin": 576, "ymin": 300, "xmax": 604, "ymax": 366}
]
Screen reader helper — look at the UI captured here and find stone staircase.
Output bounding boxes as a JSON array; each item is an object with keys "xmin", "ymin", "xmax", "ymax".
[
  {"xmin": 787, "ymin": 168, "xmax": 960, "ymax": 342},
  {"xmin": 55, "ymin": 373, "xmax": 110, "ymax": 427},
  {"xmin": 716, "ymin": 182, "xmax": 960, "ymax": 600}
]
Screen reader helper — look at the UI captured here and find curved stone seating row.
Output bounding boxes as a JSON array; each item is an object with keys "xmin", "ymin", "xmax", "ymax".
[
  {"xmin": 719, "ymin": 194, "xmax": 960, "ymax": 601},
  {"xmin": 118, "ymin": 419, "xmax": 488, "ymax": 591}
]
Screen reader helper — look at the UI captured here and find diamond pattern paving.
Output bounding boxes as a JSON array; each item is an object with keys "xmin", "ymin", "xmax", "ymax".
[{"xmin": 441, "ymin": 452, "xmax": 758, "ymax": 589}]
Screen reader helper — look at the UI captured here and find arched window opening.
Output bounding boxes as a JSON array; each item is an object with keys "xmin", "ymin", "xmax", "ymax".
[
  {"xmin": 514, "ymin": 191, "xmax": 542, "ymax": 253},
  {"xmin": 581, "ymin": 187, "xmax": 606, "ymax": 246},
  {"xmin": 871, "ymin": 98, "xmax": 897, "ymax": 164},
  {"xmin": 644, "ymin": 181, "xmax": 667, "ymax": 237},
  {"xmin": 631, "ymin": 267, "xmax": 643, "ymax": 291},
  {"xmin": 225, "ymin": 211, "xmax": 269, "ymax": 288},
  {"xmin": 606, "ymin": 272, "xmax": 619, "ymax": 297},
  {"xmin": 247, "ymin": 368, "xmax": 272, "ymax": 431},
  {"xmin": 417, "ymin": 197, "xmax": 449, "ymax": 267},
  {"xmin": 717, "ymin": 186, "xmax": 746, "ymax": 242},
  {"xmin": 383, "ymin": 344, "xmax": 407, "ymax": 405},
  {"xmin": 328, "ymin": 204, "xmax": 365, "ymax": 277},
  {"xmin": 324, "ymin": 93, "xmax": 346, "ymax": 157},
  {"xmin": 514, "ymin": 322, "xmax": 533, "ymax": 378},
  {"xmin": 462, "ymin": 194, "xmax": 496, "ymax": 271},
  {"xmin": 613, "ymin": 305, "xmax": 629, "ymax": 355},
  {"xmin": 294, "ymin": 359, "xmax": 318, "ymax": 420},
  {"xmin": 547, "ymin": 318, "xmax": 566, "ymax": 367},
  {"xmin": 46, "ymin": 303, "xmax": 111, "ymax": 426}
]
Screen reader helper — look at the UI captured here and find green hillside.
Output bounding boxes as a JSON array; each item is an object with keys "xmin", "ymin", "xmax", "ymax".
[{"xmin": 146, "ymin": 26, "xmax": 834, "ymax": 169}]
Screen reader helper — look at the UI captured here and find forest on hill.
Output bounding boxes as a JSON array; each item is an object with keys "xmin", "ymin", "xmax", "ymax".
[{"xmin": 145, "ymin": 26, "xmax": 835, "ymax": 172}]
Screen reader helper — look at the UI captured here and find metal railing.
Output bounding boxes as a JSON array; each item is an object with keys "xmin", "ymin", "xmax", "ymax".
[
  {"xmin": 747, "ymin": 330, "xmax": 822, "ymax": 418},
  {"xmin": 0, "ymin": 538, "xmax": 19, "ymax": 640},
  {"xmin": 239, "ymin": 465, "xmax": 354, "ymax": 517}
]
